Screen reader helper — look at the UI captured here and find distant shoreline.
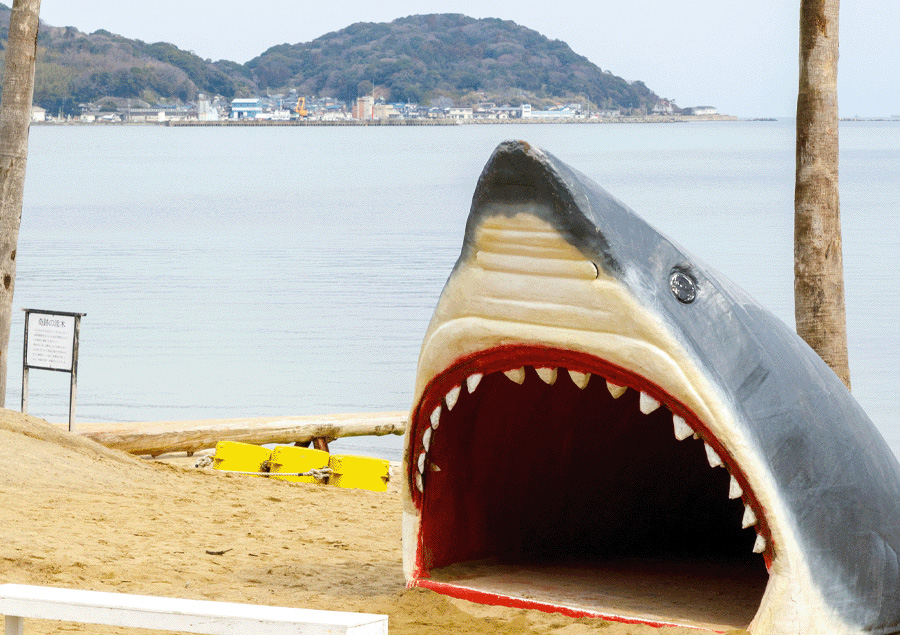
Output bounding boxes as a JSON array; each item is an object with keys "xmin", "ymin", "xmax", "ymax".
[
  {"xmin": 32, "ymin": 114, "xmax": 739, "ymax": 127},
  {"xmin": 177, "ymin": 114, "xmax": 742, "ymax": 127}
]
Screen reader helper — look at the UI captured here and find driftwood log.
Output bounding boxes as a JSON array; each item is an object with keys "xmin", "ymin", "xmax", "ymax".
[{"xmin": 68, "ymin": 412, "xmax": 408, "ymax": 456}]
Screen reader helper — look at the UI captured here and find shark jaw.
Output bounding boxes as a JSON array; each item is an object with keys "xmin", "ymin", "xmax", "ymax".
[
  {"xmin": 403, "ymin": 210, "xmax": 782, "ymax": 631},
  {"xmin": 405, "ymin": 345, "xmax": 770, "ymax": 629}
]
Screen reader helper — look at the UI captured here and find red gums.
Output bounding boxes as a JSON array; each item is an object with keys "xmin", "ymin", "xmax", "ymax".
[{"xmin": 410, "ymin": 579, "xmax": 704, "ymax": 630}]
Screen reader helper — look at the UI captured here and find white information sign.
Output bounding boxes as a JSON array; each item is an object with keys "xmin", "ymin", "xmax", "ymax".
[{"xmin": 26, "ymin": 312, "xmax": 76, "ymax": 371}]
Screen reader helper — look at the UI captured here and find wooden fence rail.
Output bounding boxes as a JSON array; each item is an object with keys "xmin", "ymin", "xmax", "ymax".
[{"xmin": 0, "ymin": 583, "xmax": 388, "ymax": 635}]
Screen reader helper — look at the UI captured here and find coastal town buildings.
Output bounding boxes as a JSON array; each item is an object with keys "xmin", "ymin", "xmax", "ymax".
[
  {"xmin": 447, "ymin": 107, "xmax": 474, "ymax": 120},
  {"xmin": 230, "ymin": 98, "xmax": 263, "ymax": 119},
  {"xmin": 197, "ymin": 95, "xmax": 219, "ymax": 121},
  {"xmin": 36, "ymin": 94, "xmax": 723, "ymax": 124},
  {"xmin": 521, "ymin": 103, "xmax": 582, "ymax": 119},
  {"xmin": 653, "ymin": 99, "xmax": 675, "ymax": 114},
  {"xmin": 352, "ymin": 96, "xmax": 374, "ymax": 120}
]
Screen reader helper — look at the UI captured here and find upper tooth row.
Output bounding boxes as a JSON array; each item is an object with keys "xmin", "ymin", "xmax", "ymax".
[{"xmin": 416, "ymin": 366, "xmax": 767, "ymax": 555}]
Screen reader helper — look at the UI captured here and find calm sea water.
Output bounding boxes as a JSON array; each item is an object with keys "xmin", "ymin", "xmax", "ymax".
[{"xmin": 6, "ymin": 120, "xmax": 899, "ymax": 461}]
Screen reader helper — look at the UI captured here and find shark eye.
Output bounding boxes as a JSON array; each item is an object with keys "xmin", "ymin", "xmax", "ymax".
[{"xmin": 670, "ymin": 269, "xmax": 698, "ymax": 304}]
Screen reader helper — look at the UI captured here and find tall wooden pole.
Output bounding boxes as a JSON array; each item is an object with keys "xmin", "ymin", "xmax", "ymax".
[
  {"xmin": 0, "ymin": 0, "xmax": 42, "ymax": 407},
  {"xmin": 795, "ymin": 0, "xmax": 850, "ymax": 389}
]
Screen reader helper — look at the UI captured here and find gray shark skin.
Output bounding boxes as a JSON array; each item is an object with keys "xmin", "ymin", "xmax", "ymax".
[{"xmin": 403, "ymin": 140, "xmax": 900, "ymax": 634}]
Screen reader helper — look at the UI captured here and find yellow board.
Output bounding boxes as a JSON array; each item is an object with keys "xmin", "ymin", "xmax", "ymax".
[
  {"xmin": 328, "ymin": 454, "xmax": 390, "ymax": 492},
  {"xmin": 269, "ymin": 446, "xmax": 330, "ymax": 484},
  {"xmin": 212, "ymin": 441, "xmax": 272, "ymax": 475}
]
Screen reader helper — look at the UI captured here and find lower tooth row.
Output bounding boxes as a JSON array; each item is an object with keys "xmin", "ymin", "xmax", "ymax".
[{"xmin": 416, "ymin": 366, "xmax": 768, "ymax": 554}]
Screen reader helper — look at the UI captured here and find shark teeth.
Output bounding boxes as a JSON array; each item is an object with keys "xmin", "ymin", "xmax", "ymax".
[
  {"xmin": 639, "ymin": 392, "xmax": 661, "ymax": 414},
  {"xmin": 503, "ymin": 367, "xmax": 526, "ymax": 384},
  {"xmin": 536, "ymin": 367, "xmax": 558, "ymax": 385},
  {"xmin": 417, "ymin": 363, "xmax": 768, "ymax": 557},
  {"xmin": 742, "ymin": 504, "xmax": 758, "ymax": 528},
  {"xmin": 606, "ymin": 381, "xmax": 627, "ymax": 399},
  {"xmin": 728, "ymin": 474, "xmax": 743, "ymax": 499},
  {"xmin": 704, "ymin": 443, "xmax": 724, "ymax": 468},
  {"xmin": 445, "ymin": 385, "xmax": 461, "ymax": 410},
  {"xmin": 430, "ymin": 405, "xmax": 441, "ymax": 429},
  {"xmin": 753, "ymin": 534, "xmax": 767, "ymax": 554},
  {"xmin": 672, "ymin": 415, "xmax": 693, "ymax": 440},
  {"xmin": 568, "ymin": 370, "xmax": 590, "ymax": 389}
]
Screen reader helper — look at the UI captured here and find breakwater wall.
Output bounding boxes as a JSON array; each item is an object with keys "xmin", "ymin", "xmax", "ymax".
[{"xmin": 166, "ymin": 114, "xmax": 738, "ymax": 127}]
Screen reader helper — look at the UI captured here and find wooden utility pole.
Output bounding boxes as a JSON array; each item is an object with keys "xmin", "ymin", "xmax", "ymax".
[
  {"xmin": 0, "ymin": 0, "xmax": 41, "ymax": 407},
  {"xmin": 795, "ymin": 0, "xmax": 850, "ymax": 389}
]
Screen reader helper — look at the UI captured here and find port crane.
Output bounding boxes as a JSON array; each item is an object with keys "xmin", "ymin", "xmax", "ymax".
[{"xmin": 295, "ymin": 97, "xmax": 308, "ymax": 118}]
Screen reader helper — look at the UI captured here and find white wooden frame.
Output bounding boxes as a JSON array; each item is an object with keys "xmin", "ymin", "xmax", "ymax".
[{"xmin": 0, "ymin": 584, "xmax": 387, "ymax": 635}]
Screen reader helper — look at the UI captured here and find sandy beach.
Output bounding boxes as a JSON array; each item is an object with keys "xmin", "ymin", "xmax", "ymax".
[{"xmin": 0, "ymin": 409, "xmax": 747, "ymax": 634}]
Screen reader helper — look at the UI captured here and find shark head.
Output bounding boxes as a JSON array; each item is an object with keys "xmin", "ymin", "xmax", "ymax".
[{"xmin": 402, "ymin": 141, "xmax": 900, "ymax": 634}]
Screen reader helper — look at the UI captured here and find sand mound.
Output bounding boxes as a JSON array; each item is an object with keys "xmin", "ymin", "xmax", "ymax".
[{"xmin": 0, "ymin": 408, "xmax": 728, "ymax": 634}]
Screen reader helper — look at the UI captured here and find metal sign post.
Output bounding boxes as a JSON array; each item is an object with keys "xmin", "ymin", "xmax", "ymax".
[{"xmin": 21, "ymin": 309, "xmax": 85, "ymax": 431}]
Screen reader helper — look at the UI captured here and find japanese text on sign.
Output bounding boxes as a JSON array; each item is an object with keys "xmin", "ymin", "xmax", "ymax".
[{"xmin": 26, "ymin": 313, "xmax": 76, "ymax": 371}]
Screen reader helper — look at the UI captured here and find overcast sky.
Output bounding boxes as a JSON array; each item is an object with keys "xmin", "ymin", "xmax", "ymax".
[{"xmin": 37, "ymin": 0, "xmax": 899, "ymax": 118}]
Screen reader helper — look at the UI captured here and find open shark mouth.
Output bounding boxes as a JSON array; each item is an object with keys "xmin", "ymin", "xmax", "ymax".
[
  {"xmin": 402, "ymin": 141, "xmax": 900, "ymax": 634},
  {"xmin": 407, "ymin": 344, "xmax": 770, "ymax": 630}
]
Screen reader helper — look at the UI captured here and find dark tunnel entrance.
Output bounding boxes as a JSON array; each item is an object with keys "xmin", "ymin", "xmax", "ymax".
[{"xmin": 410, "ymin": 353, "xmax": 769, "ymax": 630}]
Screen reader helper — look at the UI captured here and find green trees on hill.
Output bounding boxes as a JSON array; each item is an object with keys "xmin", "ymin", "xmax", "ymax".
[
  {"xmin": 141, "ymin": 42, "xmax": 238, "ymax": 98},
  {"xmin": 246, "ymin": 15, "xmax": 660, "ymax": 110},
  {"xmin": 0, "ymin": 9, "xmax": 661, "ymax": 113},
  {"xmin": 0, "ymin": 8, "xmax": 253, "ymax": 112}
]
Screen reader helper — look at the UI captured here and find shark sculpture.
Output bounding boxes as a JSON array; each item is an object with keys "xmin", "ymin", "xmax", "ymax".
[{"xmin": 402, "ymin": 140, "xmax": 900, "ymax": 634}]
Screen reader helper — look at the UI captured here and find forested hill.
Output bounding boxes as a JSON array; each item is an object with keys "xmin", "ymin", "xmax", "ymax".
[
  {"xmin": 0, "ymin": 7, "xmax": 661, "ymax": 114},
  {"xmin": 246, "ymin": 14, "xmax": 660, "ymax": 110},
  {"xmin": 0, "ymin": 5, "xmax": 254, "ymax": 114}
]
